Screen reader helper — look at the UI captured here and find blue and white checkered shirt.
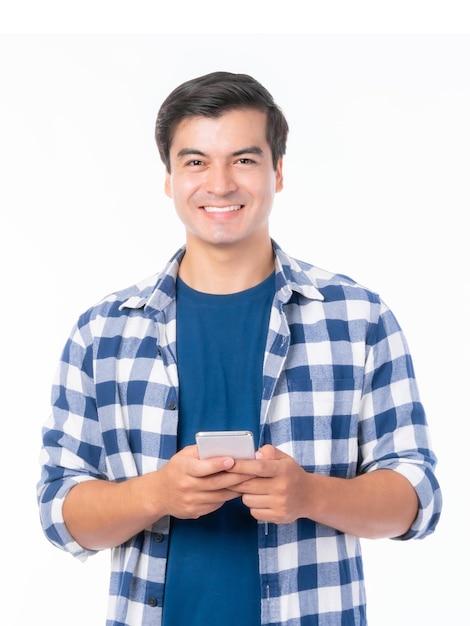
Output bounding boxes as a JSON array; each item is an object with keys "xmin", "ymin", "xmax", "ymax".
[{"xmin": 38, "ymin": 242, "xmax": 442, "ymax": 626}]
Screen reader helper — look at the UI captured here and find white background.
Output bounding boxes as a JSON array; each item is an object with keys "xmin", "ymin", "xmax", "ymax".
[{"xmin": 1, "ymin": 19, "xmax": 469, "ymax": 626}]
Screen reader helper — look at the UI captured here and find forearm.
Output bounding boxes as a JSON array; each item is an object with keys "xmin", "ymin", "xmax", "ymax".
[
  {"xmin": 62, "ymin": 448, "xmax": 246, "ymax": 551},
  {"xmin": 63, "ymin": 472, "xmax": 165, "ymax": 551},
  {"xmin": 305, "ymin": 469, "xmax": 419, "ymax": 539}
]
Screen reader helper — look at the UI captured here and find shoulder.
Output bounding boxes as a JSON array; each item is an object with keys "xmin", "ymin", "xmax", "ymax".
[
  {"xmin": 274, "ymin": 242, "xmax": 382, "ymax": 306},
  {"xmin": 74, "ymin": 246, "xmax": 185, "ymax": 332},
  {"xmin": 76, "ymin": 273, "xmax": 160, "ymax": 330}
]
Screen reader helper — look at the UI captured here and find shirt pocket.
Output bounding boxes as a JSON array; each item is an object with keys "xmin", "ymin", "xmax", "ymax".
[
  {"xmin": 285, "ymin": 375, "xmax": 359, "ymax": 476},
  {"xmin": 286, "ymin": 375, "xmax": 356, "ymax": 416}
]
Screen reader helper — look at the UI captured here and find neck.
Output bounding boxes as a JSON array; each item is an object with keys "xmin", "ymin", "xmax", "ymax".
[{"xmin": 178, "ymin": 237, "xmax": 275, "ymax": 294}]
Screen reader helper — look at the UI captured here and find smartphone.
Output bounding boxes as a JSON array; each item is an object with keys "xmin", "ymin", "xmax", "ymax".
[{"xmin": 195, "ymin": 430, "xmax": 255, "ymax": 460}]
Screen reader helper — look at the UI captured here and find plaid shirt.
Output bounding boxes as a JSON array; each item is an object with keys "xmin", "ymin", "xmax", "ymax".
[{"xmin": 38, "ymin": 242, "xmax": 441, "ymax": 626}]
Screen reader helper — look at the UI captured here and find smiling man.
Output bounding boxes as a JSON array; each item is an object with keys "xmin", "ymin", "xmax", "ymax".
[
  {"xmin": 38, "ymin": 71, "xmax": 442, "ymax": 626},
  {"xmin": 165, "ymin": 108, "xmax": 283, "ymax": 294}
]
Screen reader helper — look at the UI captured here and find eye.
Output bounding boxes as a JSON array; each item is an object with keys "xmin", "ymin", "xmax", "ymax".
[
  {"xmin": 187, "ymin": 159, "xmax": 204, "ymax": 167},
  {"xmin": 236, "ymin": 158, "xmax": 256, "ymax": 165}
]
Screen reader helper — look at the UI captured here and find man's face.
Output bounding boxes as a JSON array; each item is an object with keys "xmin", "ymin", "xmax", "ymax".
[{"xmin": 164, "ymin": 108, "xmax": 283, "ymax": 251}]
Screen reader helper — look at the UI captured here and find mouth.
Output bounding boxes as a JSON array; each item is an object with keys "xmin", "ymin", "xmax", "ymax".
[{"xmin": 201, "ymin": 205, "xmax": 243, "ymax": 213}]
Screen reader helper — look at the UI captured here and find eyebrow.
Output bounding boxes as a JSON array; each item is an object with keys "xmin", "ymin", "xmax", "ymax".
[
  {"xmin": 233, "ymin": 146, "xmax": 264, "ymax": 158},
  {"xmin": 176, "ymin": 146, "xmax": 265, "ymax": 159}
]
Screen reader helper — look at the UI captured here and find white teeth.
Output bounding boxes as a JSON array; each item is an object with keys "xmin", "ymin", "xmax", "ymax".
[{"xmin": 203, "ymin": 205, "xmax": 242, "ymax": 213}]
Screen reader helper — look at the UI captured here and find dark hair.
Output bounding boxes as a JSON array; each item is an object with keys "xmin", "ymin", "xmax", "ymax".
[{"xmin": 155, "ymin": 71, "xmax": 289, "ymax": 172}]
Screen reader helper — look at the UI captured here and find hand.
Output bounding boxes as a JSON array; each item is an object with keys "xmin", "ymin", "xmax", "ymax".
[
  {"xmin": 62, "ymin": 445, "xmax": 255, "ymax": 550},
  {"xmin": 227, "ymin": 446, "xmax": 420, "ymax": 538},
  {"xmin": 155, "ymin": 444, "xmax": 254, "ymax": 520},
  {"xmin": 226, "ymin": 445, "xmax": 312, "ymax": 524}
]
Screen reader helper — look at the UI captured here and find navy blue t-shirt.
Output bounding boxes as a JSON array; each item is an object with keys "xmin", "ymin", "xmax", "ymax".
[{"xmin": 161, "ymin": 273, "xmax": 275, "ymax": 626}]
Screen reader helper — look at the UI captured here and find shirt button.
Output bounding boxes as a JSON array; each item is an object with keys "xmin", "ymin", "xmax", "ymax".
[
  {"xmin": 154, "ymin": 533, "xmax": 164, "ymax": 542},
  {"xmin": 167, "ymin": 401, "xmax": 177, "ymax": 410},
  {"xmin": 148, "ymin": 597, "xmax": 158, "ymax": 607}
]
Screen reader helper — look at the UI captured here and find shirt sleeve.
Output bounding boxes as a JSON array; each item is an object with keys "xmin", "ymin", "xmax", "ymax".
[
  {"xmin": 37, "ymin": 320, "xmax": 103, "ymax": 561},
  {"xmin": 358, "ymin": 300, "xmax": 442, "ymax": 540}
]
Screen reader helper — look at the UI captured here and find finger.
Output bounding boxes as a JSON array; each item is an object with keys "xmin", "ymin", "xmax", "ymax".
[
  {"xmin": 246, "ymin": 507, "xmax": 280, "ymax": 523},
  {"xmin": 179, "ymin": 446, "xmax": 236, "ymax": 477},
  {"xmin": 228, "ymin": 457, "xmax": 278, "ymax": 478},
  {"xmin": 181, "ymin": 444, "xmax": 233, "ymax": 464},
  {"xmin": 241, "ymin": 493, "xmax": 272, "ymax": 508},
  {"xmin": 256, "ymin": 444, "xmax": 287, "ymax": 460},
  {"xmin": 242, "ymin": 496, "xmax": 294, "ymax": 524},
  {"xmin": 241, "ymin": 496, "xmax": 283, "ymax": 522},
  {"xmin": 227, "ymin": 479, "xmax": 259, "ymax": 495},
  {"xmin": 181, "ymin": 444, "xmax": 200, "ymax": 458},
  {"xmin": 206, "ymin": 470, "xmax": 255, "ymax": 491}
]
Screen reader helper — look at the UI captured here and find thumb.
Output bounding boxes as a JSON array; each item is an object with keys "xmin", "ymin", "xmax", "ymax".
[{"xmin": 256, "ymin": 444, "xmax": 281, "ymax": 460}]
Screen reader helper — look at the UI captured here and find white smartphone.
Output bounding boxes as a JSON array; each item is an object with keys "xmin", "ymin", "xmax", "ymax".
[{"xmin": 195, "ymin": 430, "xmax": 255, "ymax": 460}]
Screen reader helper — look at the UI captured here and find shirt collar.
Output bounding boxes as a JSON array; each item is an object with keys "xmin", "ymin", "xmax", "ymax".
[
  {"xmin": 119, "ymin": 240, "xmax": 324, "ymax": 315},
  {"xmin": 272, "ymin": 240, "xmax": 324, "ymax": 304}
]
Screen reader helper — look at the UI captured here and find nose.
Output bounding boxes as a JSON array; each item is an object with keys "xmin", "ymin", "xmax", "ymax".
[{"xmin": 203, "ymin": 163, "xmax": 237, "ymax": 196}]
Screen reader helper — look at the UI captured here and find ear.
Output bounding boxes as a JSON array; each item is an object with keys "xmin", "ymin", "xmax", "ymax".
[
  {"xmin": 275, "ymin": 157, "xmax": 284, "ymax": 193},
  {"xmin": 164, "ymin": 170, "xmax": 172, "ymax": 198}
]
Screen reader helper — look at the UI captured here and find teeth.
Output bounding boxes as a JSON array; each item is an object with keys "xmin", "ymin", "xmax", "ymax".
[{"xmin": 203, "ymin": 205, "xmax": 242, "ymax": 213}]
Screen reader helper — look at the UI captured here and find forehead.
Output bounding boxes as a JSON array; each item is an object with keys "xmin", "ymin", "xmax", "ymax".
[{"xmin": 170, "ymin": 108, "xmax": 269, "ymax": 154}]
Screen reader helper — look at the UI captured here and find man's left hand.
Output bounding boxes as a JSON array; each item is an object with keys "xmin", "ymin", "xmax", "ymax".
[{"xmin": 227, "ymin": 445, "xmax": 311, "ymax": 524}]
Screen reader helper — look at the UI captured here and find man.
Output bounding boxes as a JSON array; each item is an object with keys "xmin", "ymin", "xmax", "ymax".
[{"xmin": 38, "ymin": 71, "xmax": 442, "ymax": 626}]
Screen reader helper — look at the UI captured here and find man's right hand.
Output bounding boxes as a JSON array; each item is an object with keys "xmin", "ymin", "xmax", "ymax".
[
  {"xmin": 63, "ymin": 444, "xmax": 253, "ymax": 551},
  {"xmin": 151, "ymin": 444, "xmax": 254, "ymax": 519}
]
